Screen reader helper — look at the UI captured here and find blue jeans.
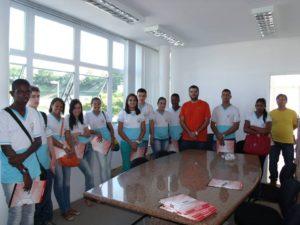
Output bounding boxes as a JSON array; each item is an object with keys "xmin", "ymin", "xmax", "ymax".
[
  {"xmin": 78, "ymin": 157, "xmax": 94, "ymax": 191},
  {"xmin": 180, "ymin": 140, "xmax": 207, "ymax": 151},
  {"xmin": 2, "ymin": 183, "xmax": 35, "ymax": 225},
  {"xmin": 269, "ymin": 141, "xmax": 294, "ymax": 182},
  {"xmin": 86, "ymin": 144, "xmax": 112, "ymax": 183},
  {"xmin": 53, "ymin": 163, "xmax": 71, "ymax": 214},
  {"xmin": 152, "ymin": 139, "xmax": 169, "ymax": 158},
  {"xmin": 34, "ymin": 169, "xmax": 53, "ymax": 225}
]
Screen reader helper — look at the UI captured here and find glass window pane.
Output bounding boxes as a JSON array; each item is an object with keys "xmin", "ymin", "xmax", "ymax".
[
  {"xmin": 34, "ymin": 16, "xmax": 74, "ymax": 59},
  {"xmin": 113, "ymin": 41, "xmax": 125, "ymax": 70},
  {"xmin": 9, "ymin": 64, "xmax": 27, "ymax": 84},
  {"xmin": 79, "ymin": 67, "xmax": 108, "ymax": 112},
  {"xmin": 33, "ymin": 59, "xmax": 74, "ymax": 72},
  {"xmin": 80, "ymin": 31, "xmax": 108, "ymax": 66},
  {"xmin": 33, "ymin": 68, "xmax": 74, "ymax": 112},
  {"xmin": 9, "ymin": 8, "xmax": 25, "ymax": 50},
  {"xmin": 10, "ymin": 55, "xmax": 27, "ymax": 65},
  {"xmin": 112, "ymin": 72, "xmax": 124, "ymax": 122}
]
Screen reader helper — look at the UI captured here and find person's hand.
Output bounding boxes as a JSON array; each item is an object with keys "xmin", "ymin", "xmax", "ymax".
[
  {"xmin": 130, "ymin": 141, "xmax": 138, "ymax": 152},
  {"xmin": 96, "ymin": 134, "xmax": 103, "ymax": 142},
  {"xmin": 23, "ymin": 172, "xmax": 33, "ymax": 192},
  {"xmin": 9, "ymin": 153, "xmax": 27, "ymax": 167},
  {"xmin": 110, "ymin": 137, "xmax": 115, "ymax": 151},
  {"xmin": 188, "ymin": 131, "xmax": 197, "ymax": 139}
]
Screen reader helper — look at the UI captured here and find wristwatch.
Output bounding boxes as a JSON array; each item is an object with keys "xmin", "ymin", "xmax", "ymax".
[{"xmin": 135, "ymin": 140, "xmax": 141, "ymax": 144}]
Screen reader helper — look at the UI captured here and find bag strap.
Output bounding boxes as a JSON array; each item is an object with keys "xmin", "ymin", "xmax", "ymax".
[
  {"xmin": 4, "ymin": 107, "xmax": 45, "ymax": 171},
  {"xmin": 40, "ymin": 111, "xmax": 47, "ymax": 127},
  {"xmin": 4, "ymin": 107, "xmax": 33, "ymax": 144}
]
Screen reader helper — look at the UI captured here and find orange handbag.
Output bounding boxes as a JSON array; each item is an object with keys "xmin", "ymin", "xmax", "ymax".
[{"xmin": 55, "ymin": 119, "xmax": 80, "ymax": 167}]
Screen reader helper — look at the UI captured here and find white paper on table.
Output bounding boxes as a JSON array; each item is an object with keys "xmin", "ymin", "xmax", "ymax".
[
  {"xmin": 217, "ymin": 140, "xmax": 235, "ymax": 153},
  {"xmin": 208, "ymin": 178, "xmax": 243, "ymax": 190}
]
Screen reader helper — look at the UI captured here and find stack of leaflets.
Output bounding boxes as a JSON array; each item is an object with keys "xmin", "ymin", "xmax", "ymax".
[
  {"xmin": 159, "ymin": 194, "xmax": 217, "ymax": 222},
  {"xmin": 9, "ymin": 180, "xmax": 46, "ymax": 208},
  {"xmin": 208, "ymin": 178, "xmax": 243, "ymax": 190}
]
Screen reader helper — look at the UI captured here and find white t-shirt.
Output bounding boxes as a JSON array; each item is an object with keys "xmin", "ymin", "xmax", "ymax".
[
  {"xmin": 84, "ymin": 110, "xmax": 111, "ymax": 130},
  {"xmin": 153, "ymin": 110, "xmax": 172, "ymax": 127},
  {"xmin": 246, "ymin": 112, "xmax": 272, "ymax": 128},
  {"xmin": 118, "ymin": 110, "xmax": 145, "ymax": 129},
  {"xmin": 211, "ymin": 104, "xmax": 240, "ymax": 126},
  {"xmin": 47, "ymin": 113, "xmax": 64, "ymax": 136},
  {"xmin": 0, "ymin": 107, "xmax": 42, "ymax": 152},
  {"xmin": 167, "ymin": 107, "xmax": 181, "ymax": 126},
  {"xmin": 64, "ymin": 114, "xmax": 88, "ymax": 134},
  {"xmin": 138, "ymin": 102, "xmax": 154, "ymax": 124}
]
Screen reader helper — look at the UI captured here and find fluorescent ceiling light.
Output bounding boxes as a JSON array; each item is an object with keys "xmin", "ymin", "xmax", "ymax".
[
  {"xmin": 82, "ymin": 0, "xmax": 142, "ymax": 24},
  {"xmin": 252, "ymin": 6, "xmax": 276, "ymax": 38},
  {"xmin": 144, "ymin": 25, "xmax": 185, "ymax": 47}
]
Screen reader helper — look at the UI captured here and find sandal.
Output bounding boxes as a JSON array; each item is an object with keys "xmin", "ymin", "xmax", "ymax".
[
  {"xmin": 68, "ymin": 208, "xmax": 80, "ymax": 216},
  {"xmin": 62, "ymin": 212, "xmax": 74, "ymax": 221}
]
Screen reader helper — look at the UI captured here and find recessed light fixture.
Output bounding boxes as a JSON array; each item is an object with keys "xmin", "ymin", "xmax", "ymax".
[
  {"xmin": 144, "ymin": 25, "xmax": 185, "ymax": 47},
  {"xmin": 82, "ymin": 0, "xmax": 142, "ymax": 24},
  {"xmin": 252, "ymin": 6, "xmax": 276, "ymax": 37}
]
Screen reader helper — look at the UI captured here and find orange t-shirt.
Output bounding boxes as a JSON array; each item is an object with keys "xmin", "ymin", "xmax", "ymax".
[{"xmin": 180, "ymin": 100, "xmax": 211, "ymax": 142}]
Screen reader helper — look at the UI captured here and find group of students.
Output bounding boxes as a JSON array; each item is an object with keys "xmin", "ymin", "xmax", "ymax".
[{"xmin": 0, "ymin": 79, "xmax": 298, "ymax": 225}]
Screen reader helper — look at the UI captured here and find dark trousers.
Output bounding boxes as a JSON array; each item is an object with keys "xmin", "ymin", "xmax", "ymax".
[
  {"xmin": 259, "ymin": 155, "xmax": 267, "ymax": 178},
  {"xmin": 180, "ymin": 140, "xmax": 207, "ymax": 151},
  {"xmin": 35, "ymin": 169, "xmax": 53, "ymax": 225},
  {"xmin": 269, "ymin": 141, "xmax": 294, "ymax": 182}
]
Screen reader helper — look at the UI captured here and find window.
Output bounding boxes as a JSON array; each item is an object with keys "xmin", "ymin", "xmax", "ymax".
[
  {"xmin": 8, "ymin": 4, "xmax": 128, "ymax": 119},
  {"xmin": 9, "ymin": 8, "xmax": 25, "ymax": 50},
  {"xmin": 112, "ymin": 72, "xmax": 124, "ymax": 122},
  {"xmin": 9, "ymin": 55, "xmax": 27, "ymax": 84},
  {"xmin": 34, "ymin": 16, "xmax": 74, "ymax": 59},
  {"xmin": 80, "ymin": 31, "xmax": 108, "ymax": 66},
  {"xmin": 79, "ymin": 67, "xmax": 108, "ymax": 112},
  {"xmin": 113, "ymin": 41, "xmax": 125, "ymax": 70},
  {"xmin": 32, "ymin": 60, "xmax": 74, "ymax": 112}
]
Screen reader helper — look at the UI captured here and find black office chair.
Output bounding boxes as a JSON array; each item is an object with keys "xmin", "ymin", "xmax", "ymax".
[
  {"xmin": 284, "ymin": 204, "xmax": 300, "ymax": 225},
  {"xmin": 251, "ymin": 163, "xmax": 297, "ymax": 203},
  {"xmin": 130, "ymin": 157, "xmax": 148, "ymax": 169},
  {"xmin": 234, "ymin": 178, "xmax": 300, "ymax": 225},
  {"xmin": 235, "ymin": 140, "xmax": 245, "ymax": 154},
  {"xmin": 207, "ymin": 133, "xmax": 214, "ymax": 151}
]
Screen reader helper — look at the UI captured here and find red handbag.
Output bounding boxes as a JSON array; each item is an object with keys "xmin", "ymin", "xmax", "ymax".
[{"xmin": 243, "ymin": 134, "xmax": 271, "ymax": 156}]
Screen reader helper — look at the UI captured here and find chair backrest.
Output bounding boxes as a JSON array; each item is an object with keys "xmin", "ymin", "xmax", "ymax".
[
  {"xmin": 235, "ymin": 140, "xmax": 245, "ymax": 154},
  {"xmin": 279, "ymin": 178, "xmax": 300, "ymax": 218},
  {"xmin": 284, "ymin": 204, "xmax": 300, "ymax": 225},
  {"xmin": 130, "ymin": 157, "xmax": 148, "ymax": 169},
  {"xmin": 279, "ymin": 163, "xmax": 297, "ymax": 184},
  {"xmin": 156, "ymin": 151, "xmax": 175, "ymax": 159}
]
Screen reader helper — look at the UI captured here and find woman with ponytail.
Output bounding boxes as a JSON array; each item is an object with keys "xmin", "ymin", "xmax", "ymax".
[{"xmin": 244, "ymin": 98, "xmax": 272, "ymax": 176}]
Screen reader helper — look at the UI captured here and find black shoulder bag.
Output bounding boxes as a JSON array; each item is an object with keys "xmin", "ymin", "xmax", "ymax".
[{"xmin": 4, "ymin": 107, "xmax": 47, "ymax": 180}]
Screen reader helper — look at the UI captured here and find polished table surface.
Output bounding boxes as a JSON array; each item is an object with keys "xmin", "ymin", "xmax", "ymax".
[{"xmin": 84, "ymin": 150, "xmax": 261, "ymax": 225}]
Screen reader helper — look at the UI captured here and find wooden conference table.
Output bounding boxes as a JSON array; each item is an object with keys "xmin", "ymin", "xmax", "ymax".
[{"xmin": 84, "ymin": 150, "xmax": 261, "ymax": 225}]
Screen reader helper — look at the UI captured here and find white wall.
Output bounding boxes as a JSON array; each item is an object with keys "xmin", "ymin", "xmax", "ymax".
[{"xmin": 170, "ymin": 37, "xmax": 300, "ymax": 141}]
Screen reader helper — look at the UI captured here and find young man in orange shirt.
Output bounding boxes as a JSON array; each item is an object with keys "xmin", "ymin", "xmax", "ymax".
[{"xmin": 180, "ymin": 85, "xmax": 211, "ymax": 151}]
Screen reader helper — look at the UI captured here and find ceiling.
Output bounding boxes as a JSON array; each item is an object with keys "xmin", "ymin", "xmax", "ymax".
[{"xmin": 32, "ymin": 0, "xmax": 300, "ymax": 49}]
